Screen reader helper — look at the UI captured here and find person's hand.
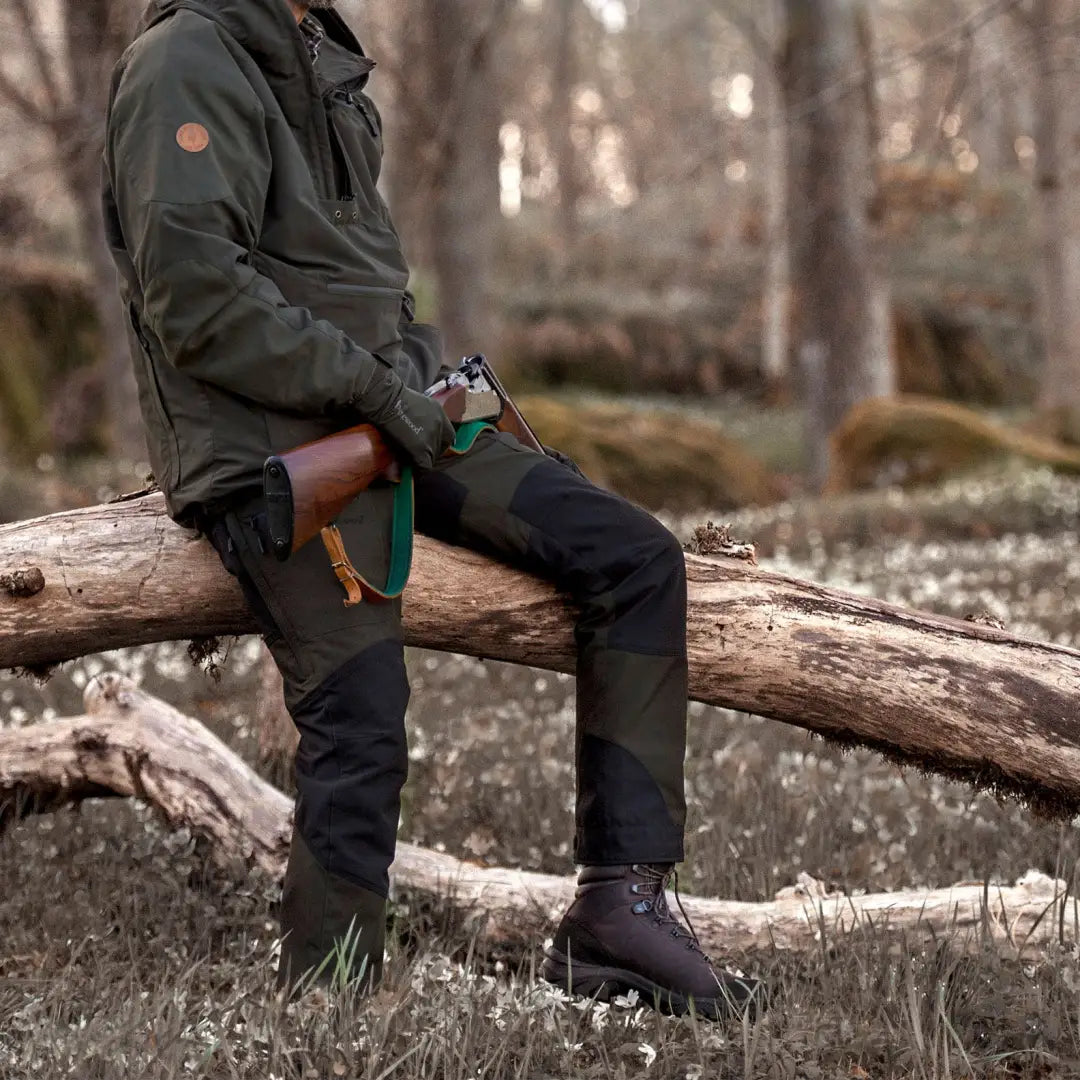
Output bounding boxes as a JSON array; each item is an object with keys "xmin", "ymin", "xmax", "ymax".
[
  {"xmin": 376, "ymin": 385, "xmax": 455, "ymax": 470},
  {"xmin": 358, "ymin": 365, "xmax": 455, "ymax": 470}
]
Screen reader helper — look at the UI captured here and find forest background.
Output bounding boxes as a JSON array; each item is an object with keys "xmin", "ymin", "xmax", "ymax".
[
  {"xmin": 6, "ymin": 1, "xmax": 1080, "ymax": 1078},
  {"xmin": 8, "ymin": 0, "xmax": 1080, "ymax": 500}
]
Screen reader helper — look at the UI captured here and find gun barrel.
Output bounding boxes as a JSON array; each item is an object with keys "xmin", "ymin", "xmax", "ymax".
[{"xmin": 480, "ymin": 359, "xmax": 544, "ymax": 453}]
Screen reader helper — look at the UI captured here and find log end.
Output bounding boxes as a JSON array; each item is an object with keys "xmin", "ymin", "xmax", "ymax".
[
  {"xmin": 84, "ymin": 673, "xmax": 139, "ymax": 715},
  {"xmin": 683, "ymin": 522, "xmax": 757, "ymax": 565}
]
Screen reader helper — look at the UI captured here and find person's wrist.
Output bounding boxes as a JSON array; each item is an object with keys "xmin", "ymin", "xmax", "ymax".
[
  {"xmin": 368, "ymin": 385, "xmax": 453, "ymax": 470},
  {"xmin": 351, "ymin": 357, "xmax": 403, "ymax": 421}
]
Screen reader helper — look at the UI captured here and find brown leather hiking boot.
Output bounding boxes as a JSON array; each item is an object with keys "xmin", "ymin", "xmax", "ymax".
[{"xmin": 541, "ymin": 864, "xmax": 765, "ymax": 1021}]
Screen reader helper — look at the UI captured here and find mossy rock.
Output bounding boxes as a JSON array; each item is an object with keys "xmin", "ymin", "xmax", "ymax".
[
  {"xmin": 828, "ymin": 395, "xmax": 1080, "ymax": 493},
  {"xmin": 519, "ymin": 395, "xmax": 782, "ymax": 512},
  {"xmin": 893, "ymin": 305, "xmax": 1011, "ymax": 405}
]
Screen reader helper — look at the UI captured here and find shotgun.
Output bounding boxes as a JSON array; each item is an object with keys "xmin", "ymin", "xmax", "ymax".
[
  {"xmin": 263, "ymin": 355, "xmax": 541, "ymax": 560},
  {"xmin": 438, "ymin": 354, "xmax": 544, "ymax": 456}
]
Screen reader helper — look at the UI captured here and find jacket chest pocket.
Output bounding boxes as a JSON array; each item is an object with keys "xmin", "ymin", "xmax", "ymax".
[{"xmin": 325, "ymin": 281, "xmax": 405, "ymax": 355}]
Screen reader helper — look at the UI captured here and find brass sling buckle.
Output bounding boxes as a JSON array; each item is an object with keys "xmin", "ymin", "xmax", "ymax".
[{"xmin": 320, "ymin": 523, "xmax": 370, "ymax": 607}]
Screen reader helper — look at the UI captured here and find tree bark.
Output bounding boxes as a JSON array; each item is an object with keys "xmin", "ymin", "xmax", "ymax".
[
  {"xmin": 782, "ymin": 0, "xmax": 895, "ymax": 490},
  {"xmin": 2, "ymin": 494, "xmax": 1080, "ymax": 815},
  {"xmin": 550, "ymin": 0, "xmax": 583, "ymax": 259},
  {"xmin": 2, "ymin": 674, "xmax": 1076, "ymax": 959}
]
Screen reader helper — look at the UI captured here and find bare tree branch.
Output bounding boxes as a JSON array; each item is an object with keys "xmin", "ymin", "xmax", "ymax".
[
  {"xmin": 711, "ymin": 1, "xmax": 780, "ymax": 70},
  {"xmin": 934, "ymin": 26, "xmax": 975, "ymax": 153},
  {"xmin": 4, "ymin": 675, "xmax": 1080, "ymax": 960},
  {"xmin": 0, "ymin": 69, "xmax": 50, "ymax": 127},
  {"xmin": 11, "ymin": 0, "xmax": 64, "ymax": 117}
]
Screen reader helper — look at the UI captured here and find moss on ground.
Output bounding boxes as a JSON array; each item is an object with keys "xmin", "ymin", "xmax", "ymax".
[
  {"xmin": 829, "ymin": 394, "xmax": 1080, "ymax": 492},
  {"xmin": 520, "ymin": 394, "xmax": 783, "ymax": 511}
]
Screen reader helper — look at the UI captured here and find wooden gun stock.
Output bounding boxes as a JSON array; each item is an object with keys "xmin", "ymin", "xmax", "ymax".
[{"xmin": 263, "ymin": 384, "xmax": 468, "ymax": 559}]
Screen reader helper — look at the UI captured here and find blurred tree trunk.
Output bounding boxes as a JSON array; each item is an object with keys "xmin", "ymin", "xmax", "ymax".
[
  {"xmin": 254, "ymin": 644, "xmax": 299, "ymax": 792},
  {"xmin": 855, "ymin": 1, "xmax": 894, "ymax": 413},
  {"xmin": 380, "ymin": 0, "xmax": 436, "ymax": 275},
  {"xmin": 551, "ymin": 0, "xmax": 583, "ymax": 260},
  {"xmin": 969, "ymin": 14, "xmax": 1020, "ymax": 180},
  {"xmin": 349, "ymin": 0, "xmax": 409, "ymax": 241},
  {"xmin": 420, "ymin": 0, "xmax": 505, "ymax": 360},
  {"xmin": 62, "ymin": 0, "xmax": 145, "ymax": 464},
  {"xmin": 0, "ymin": 0, "xmax": 144, "ymax": 462},
  {"xmin": 782, "ymin": 0, "xmax": 894, "ymax": 490},
  {"xmin": 758, "ymin": 0, "xmax": 790, "ymax": 399},
  {"xmin": 1030, "ymin": 0, "xmax": 1080, "ymax": 441}
]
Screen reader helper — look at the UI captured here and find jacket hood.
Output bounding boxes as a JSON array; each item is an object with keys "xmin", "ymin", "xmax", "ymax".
[{"xmin": 138, "ymin": 0, "xmax": 370, "ymax": 101}]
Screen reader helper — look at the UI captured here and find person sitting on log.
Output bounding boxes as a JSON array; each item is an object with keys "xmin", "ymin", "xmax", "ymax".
[{"xmin": 101, "ymin": 0, "xmax": 764, "ymax": 1021}]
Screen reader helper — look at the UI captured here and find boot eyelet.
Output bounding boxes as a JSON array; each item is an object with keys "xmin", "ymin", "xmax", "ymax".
[{"xmin": 632, "ymin": 900, "xmax": 653, "ymax": 915}]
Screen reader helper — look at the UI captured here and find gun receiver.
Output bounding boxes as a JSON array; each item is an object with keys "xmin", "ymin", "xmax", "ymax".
[{"xmin": 451, "ymin": 355, "xmax": 544, "ymax": 454}]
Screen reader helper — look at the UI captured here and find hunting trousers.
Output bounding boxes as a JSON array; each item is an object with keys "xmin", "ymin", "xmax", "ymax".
[{"xmin": 204, "ymin": 430, "xmax": 689, "ymax": 983}]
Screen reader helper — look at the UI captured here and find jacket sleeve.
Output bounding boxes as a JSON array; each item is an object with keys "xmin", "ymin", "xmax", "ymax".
[{"xmin": 106, "ymin": 20, "xmax": 391, "ymax": 416}]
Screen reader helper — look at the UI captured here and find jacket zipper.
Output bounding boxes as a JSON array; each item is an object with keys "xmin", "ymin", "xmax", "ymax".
[
  {"xmin": 324, "ymin": 101, "xmax": 355, "ymax": 201},
  {"xmin": 128, "ymin": 304, "xmax": 182, "ymax": 479},
  {"xmin": 326, "ymin": 283, "xmax": 402, "ymax": 297},
  {"xmin": 335, "ymin": 87, "xmax": 381, "ymax": 139}
]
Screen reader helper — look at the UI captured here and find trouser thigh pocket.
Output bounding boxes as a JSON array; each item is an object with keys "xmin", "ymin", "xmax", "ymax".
[{"xmin": 224, "ymin": 492, "xmax": 404, "ymax": 708}]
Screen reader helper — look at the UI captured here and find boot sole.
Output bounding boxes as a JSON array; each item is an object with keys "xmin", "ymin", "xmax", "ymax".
[{"xmin": 540, "ymin": 946, "xmax": 762, "ymax": 1023}]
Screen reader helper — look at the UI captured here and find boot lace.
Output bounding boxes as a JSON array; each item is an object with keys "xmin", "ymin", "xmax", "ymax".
[{"xmin": 630, "ymin": 864, "xmax": 710, "ymax": 960}]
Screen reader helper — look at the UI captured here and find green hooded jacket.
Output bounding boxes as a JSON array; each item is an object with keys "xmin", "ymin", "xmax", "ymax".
[{"xmin": 102, "ymin": 0, "xmax": 444, "ymax": 524}]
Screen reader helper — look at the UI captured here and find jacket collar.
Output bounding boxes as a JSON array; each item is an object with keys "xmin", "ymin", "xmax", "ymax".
[{"xmin": 138, "ymin": 0, "xmax": 373, "ymax": 108}]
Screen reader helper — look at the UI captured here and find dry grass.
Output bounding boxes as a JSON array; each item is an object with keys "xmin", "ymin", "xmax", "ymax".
[{"xmin": 4, "ymin": 466, "xmax": 1080, "ymax": 1077}]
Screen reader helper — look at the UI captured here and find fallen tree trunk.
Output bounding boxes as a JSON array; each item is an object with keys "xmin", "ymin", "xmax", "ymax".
[
  {"xmin": 1, "ymin": 494, "xmax": 1079, "ymax": 813},
  {"xmin": 1, "ymin": 675, "xmax": 1074, "ymax": 959}
]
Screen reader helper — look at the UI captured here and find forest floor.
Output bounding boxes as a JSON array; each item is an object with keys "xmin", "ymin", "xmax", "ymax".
[{"xmin": 4, "ymin": 464, "xmax": 1080, "ymax": 1078}]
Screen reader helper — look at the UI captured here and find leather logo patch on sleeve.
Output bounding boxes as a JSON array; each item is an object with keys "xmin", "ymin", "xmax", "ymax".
[{"xmin": 176, "ymin": 123, "xmax": 210, "ymax": 153}]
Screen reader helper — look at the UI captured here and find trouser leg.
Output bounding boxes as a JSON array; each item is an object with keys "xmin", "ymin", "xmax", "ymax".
[
  {"xmin": 201, "ymin": 489, "xmax": 407, "ymax": 989},
  {"xmin": 415, "ymin": 431, "xmax": 688, "ymax": 865}
]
